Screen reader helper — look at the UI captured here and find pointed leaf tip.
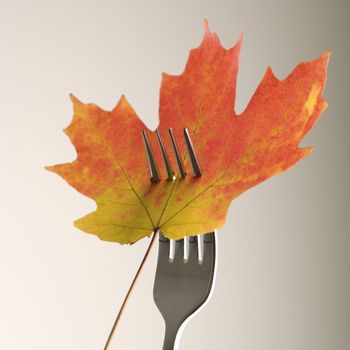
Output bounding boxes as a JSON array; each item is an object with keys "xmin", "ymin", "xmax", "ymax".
[
  {"xmin": 299, "ymin": 147, "xmax": 314, "ymax": 161},
  {"xmin": 44, "ymin": 165, "xmax": 53, "ymax": 172},
  {"xmin": 69, "ymin": 94, "xmax": 85, "ymax": 115},
  {"xmin": 321, "ymin": 50, "xmax": 332, "ymax": 69},
  {"xmin": 69, "ymin": 93, "xmax": 80, "ymax": 104},
  {"xmin": 114, "ymin": 94, "xmax": 130, "ymax": 111},
  {"xmin": 204, "ymin": 19, "xmax": 210, "ymax": 32}
]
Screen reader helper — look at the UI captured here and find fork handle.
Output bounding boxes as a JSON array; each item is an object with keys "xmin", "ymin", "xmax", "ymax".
[{"xmin": 163, "ymin": 323, "xmax": 180, "ymax": 350}]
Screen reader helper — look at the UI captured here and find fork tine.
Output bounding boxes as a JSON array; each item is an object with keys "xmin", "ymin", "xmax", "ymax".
[
  {"xmin": 188, "ymin": 235, "xmax": 199, "ymax": 262},
  {"xmin": 142, "ymin": 130, "xmax": 160, "ymax": 183},
  {"xmin": 158, "ymin": 232, "xmax": 171, "ymax": 263},
  {"xmin": 184, "ymin": 128, "xmax": 202, "ymax": 177},
  {"xmin": 156, "ymin": 129, "xmax": 175, "ymax": 182},
  {"xmin": 169, "ymin": 128, "xmax": 187, "ymax": 179},
  {"xmin": 174, "ymin": 239, "xmax": 185, "ymax": 262},
  {"xmin": 203, "ymin": 232, "xmax": 216, "ymax": 264},
  {"xmin": 203, "ymin": 232, "xmax": 215, "ymax": 243}
]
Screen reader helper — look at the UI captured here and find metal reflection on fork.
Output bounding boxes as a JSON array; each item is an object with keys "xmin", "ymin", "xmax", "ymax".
[
  {"xmin": 142, "ymin": 128, "xmax": 217, "ymax": 350},
  {"xmin": 141, "ymin": 130, "xmax": 161, "ymax": 183},
  {"xmin": 142, "ymin": 128, "xmax": 202, "ymax": 182}
]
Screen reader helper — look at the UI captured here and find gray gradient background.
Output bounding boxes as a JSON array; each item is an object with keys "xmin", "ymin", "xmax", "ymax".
[{"xmin": 0, "ymin": 0, "xmax": 349, "ymax": 349}]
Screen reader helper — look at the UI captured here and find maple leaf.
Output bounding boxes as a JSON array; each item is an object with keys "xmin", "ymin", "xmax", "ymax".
[{"xmin": 46, "ymin": 21, "xmax": 330, "ymax": 244}]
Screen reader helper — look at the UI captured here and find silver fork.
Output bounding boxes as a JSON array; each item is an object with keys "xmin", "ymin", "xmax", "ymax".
[
  {"xmin": 142, "ymin": 128, "xmax": 217, "ymax": 350},
  {"xmin": 154, "ymin": 232, "xmax": 217, "ymax": 350}
]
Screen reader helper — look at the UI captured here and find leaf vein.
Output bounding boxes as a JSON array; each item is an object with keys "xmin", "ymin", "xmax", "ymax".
[{"xmin": 159, "ymin": 174, "xmax": 224, "ymax": 228}]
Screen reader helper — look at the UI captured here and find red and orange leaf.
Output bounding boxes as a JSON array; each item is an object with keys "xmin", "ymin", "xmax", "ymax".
[{"xmin": 46, "ymin": 21, "xmax": 330, "ymax": 244}]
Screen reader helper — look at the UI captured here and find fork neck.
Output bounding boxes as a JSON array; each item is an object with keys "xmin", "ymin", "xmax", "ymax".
[{"xmin": 163, "ymin": 321, "xmax": 181, "ymax": 350}]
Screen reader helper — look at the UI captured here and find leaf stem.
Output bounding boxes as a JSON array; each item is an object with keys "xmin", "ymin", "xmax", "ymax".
[{"xmin": 103, "ymin": 230, "xmax": 159, "ymax": 350}]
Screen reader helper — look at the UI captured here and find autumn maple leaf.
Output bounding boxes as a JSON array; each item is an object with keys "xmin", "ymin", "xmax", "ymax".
[{"xmin": 46, "ymin": 21, "xmax": 330, "ymax": 244}]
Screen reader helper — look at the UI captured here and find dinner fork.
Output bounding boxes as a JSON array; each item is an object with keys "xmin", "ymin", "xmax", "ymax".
[
  {"xmin": 154, "ymin": 232, "xmax": 217, "ymax": 350},
  {"xmin": 142, "ymin": 128, "xmax": 217, "ymax": 350}
]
